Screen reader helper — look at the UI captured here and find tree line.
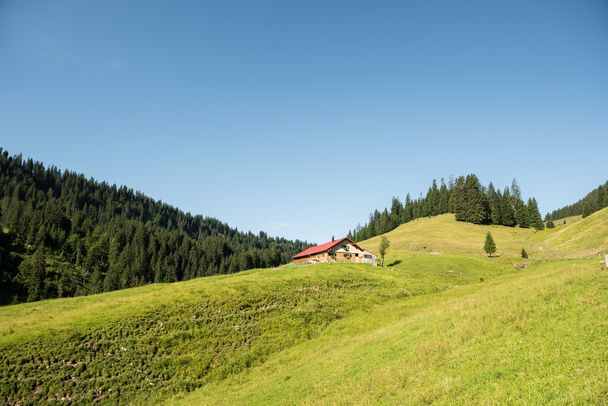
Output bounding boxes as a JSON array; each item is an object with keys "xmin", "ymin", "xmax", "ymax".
[
  {"xmin": 546, "ymin": 180, "xmax": 608, "ymax": 221},
  {"xmin": 349, "ymin": 174, "xmax": 544, "ymax": 242},
  {"xmin": 0, "ymin": 149, "xmax": 310, "ymax": 304}
]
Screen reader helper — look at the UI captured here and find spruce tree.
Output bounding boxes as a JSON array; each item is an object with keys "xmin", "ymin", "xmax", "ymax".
[
  {"xmin": 527, "ymin": 198, "xmax": 544, "ymax": 230},
  {"xmin": 511, "ymin": 179, "xmax": 522, "ymax": 201},
  {"xmin": 514, "ymin": 199, "xmax": 529, "ymax": 228},
  {"xmin": 438, "ymin": 179, "xmax": 450, "ymax": 213},
  {"xmin": 597, "ymin": 188, "xmax": 605, "ymax": 210},
  {"xmin": 464, "ymin": 175, "xmax": 489, "ymax": 224},
  {"xmin": 521, "ymin": 248, "xmax": 528, "ymax": 258},
  {"xmin": 423, "ymin": 180, "xmax": 440, "ymax": 217},
  {"xmin": 487, "ymin": 183, "xmax": 502, "ymax": 225},
  {"xmin": 25, "ymin": 245, "xmax": 46, "ymax": 301},
  {"xmin": 390, "ymin": 197, "xmax": 403, "ymax": 228},
  {"xmin": 451, "ymin": 176, "xmax": 467, "ymax": 221},
  {"xmin": 582, "ymin": 201, "xmax": 593, "ymax": 218},
  {"xmin": 484, "ymin": 232, "xmax": 496, "ymax": 257},
  {"xmin": 511, "ymin": 179, "xmax": 529, "ymax": 227},
  {"xmin": 500, "ymin": 188, "xmax": 516, "ymax": 226},
  {"xmin": 403, "ymin": 194, "xmax": 413, "ymax": 223}
]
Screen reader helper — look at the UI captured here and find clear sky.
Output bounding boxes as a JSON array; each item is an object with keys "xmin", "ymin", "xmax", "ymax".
[{"xmin": 1, "ymin": 0, "xmax": 607, "ymax": 243}]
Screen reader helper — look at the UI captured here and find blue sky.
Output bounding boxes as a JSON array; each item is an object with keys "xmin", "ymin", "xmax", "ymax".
[{"xmin": 1, "ymin": 0, "xmax": 607, "ymax": 243}]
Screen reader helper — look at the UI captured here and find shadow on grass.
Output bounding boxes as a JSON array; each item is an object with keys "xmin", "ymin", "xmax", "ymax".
[{"xmin": 387, "ymin": 260, "xmax": 402, "ymax": 267}]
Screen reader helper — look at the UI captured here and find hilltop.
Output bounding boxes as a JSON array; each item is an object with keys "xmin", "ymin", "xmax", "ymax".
[
  {"xmin": 350, "ymin": 175, "xmax": 545, "ymax": 243},
  {"xmin": 1, "ymin": 209, "xmax": 607, "ymax": 404},
  {"xmin": 361, "ymin": 208, "xmax": 608, "ymax": 260}
]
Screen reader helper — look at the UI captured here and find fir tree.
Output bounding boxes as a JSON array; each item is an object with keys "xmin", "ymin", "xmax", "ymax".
[
  {"xmin": 500, "ymin": 188, "xmax": 516, "ymax": 226},
  {"xmin": 510, "ymin": 179, "xmax": 527, "ymax": 227},
  {"xmin": 427, "ymin": 179, "xmax": 440, "ymax": 216},
  {"xmin": 514, "ymin": 199, "xmax": 529, "ymax": 228},
  {"xmin": 484, "ymin": 232, "xmax": 496, "ymax": 257},
  {"xmin": 438, "ymin": 179, "xmax": 450, "ymax": 213},
  {"xmin": 0, "ymin": 148, "xmax": 311, "ymax": 304},
  {"xmin": 521, "ymin": 248, "xmax": 528, "ymax": 258},
  {"xmin": 451, "ymin": 176, "xmax": 467, "ymax": 221},
  {"xmin": 22, "ymin": 245, "xmax": 46, "ymax": 301},
  {"xmin": 402, "ymin": 194, "xmax": 413, "ymax": 223},
  {"xmin": 487, "ymin": 183, "xmax": 502, "ymax": 225},
  {"xmin": 390, "ymin": 197, "xmax": 403, "ymax": 229},
  {"xmin": 527, "ymin": 198, "xmax": 544, "ymax": 230},
  {"xmin": 511, "ymin": 179, "xmax": 522, "ymax": 201},
  {"xmin": 463, "ymin": 175, "xmax": 489, "ymax": 224},
  {"xmin": 582, "ymin": 201, "xmax": 593, "ymax": 218}
]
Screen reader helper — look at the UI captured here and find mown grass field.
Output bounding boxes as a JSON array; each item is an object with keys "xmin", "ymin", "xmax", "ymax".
[{"xmin": 1, "ymin": 210, "xmax": 607, "ymax": 404}]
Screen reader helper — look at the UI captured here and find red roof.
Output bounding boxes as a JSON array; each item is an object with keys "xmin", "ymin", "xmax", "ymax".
[{"xmin": 293, "ymin": 237, "xmax": 362, "ymax": 259}]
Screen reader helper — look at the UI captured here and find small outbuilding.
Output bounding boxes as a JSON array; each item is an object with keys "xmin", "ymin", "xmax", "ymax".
[{"xmin": 293, "ymin": 237, "xmax": 377, "ymax": 266}]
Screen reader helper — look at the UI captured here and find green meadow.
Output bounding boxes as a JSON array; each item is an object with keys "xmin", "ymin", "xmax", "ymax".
[
  {"xmin": 363, "ymin": 208, "xmax": 608, "ymax": 260},
  {"xmin": 176, "ymin": 259, "xmax": 607, "ymax": 405},
  {"xmin": 1, "ymin": 210, "xmax": 607, "ymax": 404}
]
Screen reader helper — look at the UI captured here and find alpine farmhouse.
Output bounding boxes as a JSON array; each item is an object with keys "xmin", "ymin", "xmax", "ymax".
[{"xmin": 293, "ymin": 237, "xmax": 377, "ymax": 265}]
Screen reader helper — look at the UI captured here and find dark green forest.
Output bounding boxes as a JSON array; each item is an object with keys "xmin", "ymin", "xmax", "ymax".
[
  {"xmin": 349, "ymin": 174, "xmax": 544, "ymax": 241},
  {"xmin": 547, "ymin": 181, "xmax": 608, "ymax": 221},
  {"xmin": 0, "ymin": 149, "xmax": 310, "ymax": 304}
]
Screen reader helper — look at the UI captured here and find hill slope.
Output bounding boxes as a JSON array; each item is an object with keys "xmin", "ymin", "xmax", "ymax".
[
  {"xmin": 360, "ymin": 210, "xmax": 608, "ymax": 260},
  {"xmin": 1, "ymin": 256, "xmax": 509, "ymax": 404},
  {"xmin": 1, "ymin": 215, "xmax": 607, "ymax": 404},
  {"xmin": 176, "ymin": 259, "xmax": 606, "ymax": 405},
  {"xmin": 0, "ymin": 149, "xmax": 310, "ymax": 304},
  {"xmin": 537, "ymin": 207, "xmax": 608, "ymax": 258}
]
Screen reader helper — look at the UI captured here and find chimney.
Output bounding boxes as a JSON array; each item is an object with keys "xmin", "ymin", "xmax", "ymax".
[{"xmin": 332, "ymin": 236, "xmax": 335, "ymax": 242}]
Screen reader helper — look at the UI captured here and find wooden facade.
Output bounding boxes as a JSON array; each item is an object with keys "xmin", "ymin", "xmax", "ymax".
[{"xmin": 293, "ymin": 237, "xmax": 377, "ymax": 266}]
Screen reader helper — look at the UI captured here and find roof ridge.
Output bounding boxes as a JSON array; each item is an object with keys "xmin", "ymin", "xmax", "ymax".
[{"xmin": 293, "ymin": 236, "xmax": 355, "ymax": 259}]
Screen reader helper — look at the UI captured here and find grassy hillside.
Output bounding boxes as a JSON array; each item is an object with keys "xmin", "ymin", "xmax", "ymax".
[
  {"xmin": 176, "ymin": 259, "xmax": 607, "ymax": 405},
  {"xmin": 360, "ymin": 214, "xmax": 534, "ymax": 259},
  {"xmin": 538, "ymin": 207, "xmax": 608, "ymax": 258},
  {"xmin": 0, "ymin": 256, "xmax": 509, "ymax": 404},
  {"xmin": 1, "ymin": 213, "xmax": 607, "ymax": 404},
  {"xmin": 360, "ymin": 210, "xmax": 608, "ymax": 260}
]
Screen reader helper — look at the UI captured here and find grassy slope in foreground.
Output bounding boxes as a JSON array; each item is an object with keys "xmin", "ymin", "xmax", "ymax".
[
  {"xmin": 2, "ymin": 211, "xmax": 607, "ymax": 404},
  {"xmin": 174, "ymin": 259, "xmax": 608, "ymax": 405},
  {"xmin": 361, "ymin": 208, "xmax": 608, "ymax": 260},
  {"xmin": 0, "ymin": 255, "xmax": 508, "ymax": 404}
]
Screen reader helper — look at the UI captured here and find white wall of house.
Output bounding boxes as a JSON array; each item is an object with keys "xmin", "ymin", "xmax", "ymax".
[
  {"xmin": 334, "ymin": 243, "xmax": 364, "ymax": 255},
  {"xmin": 362, "ymin": 251, "xmax": 378, "ymax": 266},
  {"xmin": 333, "ymin": 243, "xmax": 377, "ymax": 265},
  {"xmin": 297, "ymin": 240, "xmax": 377, "ymax": 266}
]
